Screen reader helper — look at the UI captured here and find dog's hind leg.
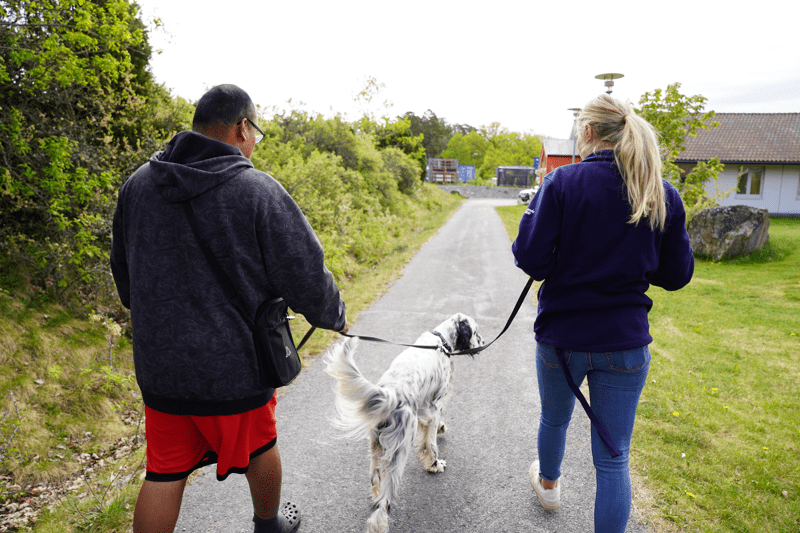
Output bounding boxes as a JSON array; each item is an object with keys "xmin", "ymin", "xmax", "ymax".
[
  {"xmin": 367, "ymin": 407, "xmax": 416, "ymax": 533},
  {"xmin": 367, "ymin": 503, "xmax": 389, "ymax": 533},
  {"xmin": 369, "ymin": 433, "xmax": 383, "ymax": 502}
]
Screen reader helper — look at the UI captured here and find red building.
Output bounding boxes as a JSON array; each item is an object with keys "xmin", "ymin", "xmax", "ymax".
[{"xmin": 539, "ymin": 138, "xmax": 582, "ymax": 183}]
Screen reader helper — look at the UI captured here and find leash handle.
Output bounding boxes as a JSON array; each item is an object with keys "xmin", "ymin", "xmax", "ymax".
[{"xmin": 555, "ymin": 348, "xmax": 622, "ymax": 458}]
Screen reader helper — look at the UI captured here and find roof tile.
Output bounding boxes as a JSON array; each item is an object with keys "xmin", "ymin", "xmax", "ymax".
[{"xmin": 677, "ymin": 113, "xmax": 800, "ymax": 164}]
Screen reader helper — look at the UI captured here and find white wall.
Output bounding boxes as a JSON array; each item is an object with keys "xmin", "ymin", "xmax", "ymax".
[
  {"xmin": 778, "ymin": 166, "xmax": 800, "ymax": 215},
  {"xmin": 708, "ymin": 164, "xmax": 800, "ymax": 216}
]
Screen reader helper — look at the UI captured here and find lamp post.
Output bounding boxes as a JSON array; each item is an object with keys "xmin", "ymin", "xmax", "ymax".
[
  {"xmin": 568, "ymin": 108, "xmax": 581, "ymax": 164},
  {"xmin": 595, "ymin": 72, "xmax": 624, "ymax": 94}
]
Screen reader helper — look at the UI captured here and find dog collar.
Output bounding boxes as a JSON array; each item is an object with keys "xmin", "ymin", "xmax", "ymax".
[{"xmin": 432, "ymin": 331, "xmax": 452, "ymax": 355}]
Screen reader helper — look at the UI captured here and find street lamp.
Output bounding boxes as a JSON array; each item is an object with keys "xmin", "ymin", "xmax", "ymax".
[
  {"xmin": 595, "ymin": 72, "xmax": 624, "ymax": 94},
  {"xmin": 568, "ymin": 108, "xmax": 581, "ymax": 164}
]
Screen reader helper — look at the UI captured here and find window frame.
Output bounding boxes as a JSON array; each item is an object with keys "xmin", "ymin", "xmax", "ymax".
[{"xmin": 735, "ymin": 166, "xmax": 765, "ymax": 198}]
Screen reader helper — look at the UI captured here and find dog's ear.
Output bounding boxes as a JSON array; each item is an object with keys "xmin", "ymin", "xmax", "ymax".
[{"xmin": 454, "ymin": 317, "xmax": 474, "ymax": 351}]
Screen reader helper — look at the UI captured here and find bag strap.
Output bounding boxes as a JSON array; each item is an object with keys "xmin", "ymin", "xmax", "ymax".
[
  {"xmin": 182, "ymin": 202, "xmax": 255, "ymax": 330},
  {"xmin": 555, "ymin": 347, "xmax": 622, "ymax": 458}
]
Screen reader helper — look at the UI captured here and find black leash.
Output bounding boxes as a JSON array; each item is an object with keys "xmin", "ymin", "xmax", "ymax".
[
  {"xmin": 295, "ymin": 278, "xmax": 623, "ymax": 458},
  {"xmin": 296, "ymin": 277, "xmax": 535, "ymax": 357},
  {"xmin": 555, "ymin": 347, "xmax": 622, "ymax": 458},
  {"xmin": 295, "ymin": 325, "xmax": 317, "ymax": 352},
  {"xmin": 446, "ymin": 276, "xmax": 534, "ymax": 356}
]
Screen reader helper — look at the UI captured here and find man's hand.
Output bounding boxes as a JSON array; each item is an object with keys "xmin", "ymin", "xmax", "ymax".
[{"xmin": 339, "ymin": 322, "xmax": 349, "ymax": 335}]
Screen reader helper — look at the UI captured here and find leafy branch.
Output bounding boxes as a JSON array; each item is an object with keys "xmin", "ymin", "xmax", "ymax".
[{"xmin": 635, "ymin": 82, "xmax": 729, "ymax": 224}]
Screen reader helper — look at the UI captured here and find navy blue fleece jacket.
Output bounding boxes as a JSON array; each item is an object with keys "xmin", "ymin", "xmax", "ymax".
[
  {"xmin": 110, "ymin": 131, "xmax": 346, "ymax": 415},
  {"xmin": 512, "ymin": 150, "xmax": 693, "ymax": 352}
]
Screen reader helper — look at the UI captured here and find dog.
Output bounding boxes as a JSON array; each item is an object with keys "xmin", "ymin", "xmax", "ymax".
[{"xmin": 324, "ymin": 313, "xmax": 483, "ymax": 533}]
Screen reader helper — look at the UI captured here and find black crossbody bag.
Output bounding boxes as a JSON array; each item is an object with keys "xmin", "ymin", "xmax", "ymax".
[{"xmin": 182, "ymin": 202, "xmax": 302, "ymax": 388}]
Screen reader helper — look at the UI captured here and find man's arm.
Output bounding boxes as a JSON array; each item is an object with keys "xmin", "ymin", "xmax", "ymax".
[
  {"xmin": 109, "ymin": 195, "xmax": 131, "ymax": 309},
  {"xmin": 258, "ymin": 187, "xmax": 347, "ymax": 332}
]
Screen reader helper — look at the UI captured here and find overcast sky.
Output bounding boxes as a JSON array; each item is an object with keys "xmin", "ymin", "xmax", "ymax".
[{"xmin": 133, "ymin": 0, "xmax": 800, "ymax": 140}]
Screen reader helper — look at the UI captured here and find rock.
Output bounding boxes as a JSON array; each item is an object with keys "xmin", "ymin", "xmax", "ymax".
[{"xmin": 688, "ymin": 206, "xmax": 770, "ymax": 260}]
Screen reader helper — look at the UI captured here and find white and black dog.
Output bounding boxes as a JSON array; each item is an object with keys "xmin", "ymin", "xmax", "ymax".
[{"xmin": 324, "ymin": 314, "xmax": 483, "ymax": 533}]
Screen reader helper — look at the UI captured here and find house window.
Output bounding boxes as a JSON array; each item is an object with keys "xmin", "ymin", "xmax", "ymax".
[{"xmin": 736, "ymin": 167, "xmax": 764, "ymax": 197}]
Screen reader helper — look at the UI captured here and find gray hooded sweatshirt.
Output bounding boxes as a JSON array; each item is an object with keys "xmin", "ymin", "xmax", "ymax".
[{"xmin": 111, "ymin": 131, "xmax": 346, "ymax": 416}]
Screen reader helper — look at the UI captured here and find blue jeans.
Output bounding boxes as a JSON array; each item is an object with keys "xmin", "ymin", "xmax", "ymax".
[{"xmin": 536, "ymin": 343, "xmax": 650, "ymax": 533}]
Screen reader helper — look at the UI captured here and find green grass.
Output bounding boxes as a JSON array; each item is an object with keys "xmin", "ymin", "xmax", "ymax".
[
  {"xmin": 498, "ymin": 205, "xmax": 800, "ymax": 533},
  {"xmin": 0, "ymin": 183, "xmax": 463, "ymax": 532}
]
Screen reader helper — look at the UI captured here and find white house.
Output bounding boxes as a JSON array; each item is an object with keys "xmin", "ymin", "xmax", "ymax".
[{"xmin": 676, "ymin": 113, "xmax": 800, "ymax": 216}]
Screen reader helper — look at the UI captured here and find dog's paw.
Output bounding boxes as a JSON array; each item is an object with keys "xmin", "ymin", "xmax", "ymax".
[
  {"xmin": 368, "ymin": 507, "xmax": 389, "ymax": 533},
  {"xmin": 426, "ymin": 459, "xmax": 446, "ymax": 473},
  {"xmin": 437, "ymin": 422, "xmax": 447, "ymax": 435}
]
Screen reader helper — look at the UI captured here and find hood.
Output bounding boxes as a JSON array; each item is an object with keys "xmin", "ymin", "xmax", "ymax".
[{"xmin": 148, "ymin": 131, "xmax": 254, "ymax": 203}]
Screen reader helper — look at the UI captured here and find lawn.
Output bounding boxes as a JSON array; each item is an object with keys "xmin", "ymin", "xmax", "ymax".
[{"xmin": 496, "ymin": 206, "xmax": 800, "ymax": 533}]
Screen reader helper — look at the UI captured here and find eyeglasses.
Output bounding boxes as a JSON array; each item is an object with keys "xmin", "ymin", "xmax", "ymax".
[{"xmin": 237, "ymin": 117, "xmax": 265, "ymax": 144}]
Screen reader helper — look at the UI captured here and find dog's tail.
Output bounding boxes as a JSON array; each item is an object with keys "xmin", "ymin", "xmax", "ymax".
[{"xmin": 324, "ymin": 337, "xmax": 400, "ymax": 441}]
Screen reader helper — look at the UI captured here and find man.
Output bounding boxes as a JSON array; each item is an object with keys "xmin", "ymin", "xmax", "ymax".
[{"xmin": 111, "ymin": 84, "xmax": 347, "ymax": 533}]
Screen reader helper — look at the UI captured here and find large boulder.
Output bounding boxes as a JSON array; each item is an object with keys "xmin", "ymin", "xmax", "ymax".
[{"xmin": 688, "ymin": 205, "xmax": 770, "ymax": 260}]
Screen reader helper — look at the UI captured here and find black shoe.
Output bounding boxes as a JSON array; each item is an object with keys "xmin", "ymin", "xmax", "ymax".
[{"xmin": 253, "ymin": 502, "xmax": 301, "ymax": 533}]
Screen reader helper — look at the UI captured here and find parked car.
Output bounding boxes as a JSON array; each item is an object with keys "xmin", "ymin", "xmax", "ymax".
[{"xmin": 518, "ymin": 186, "xmax": 539, "ymax": 204}]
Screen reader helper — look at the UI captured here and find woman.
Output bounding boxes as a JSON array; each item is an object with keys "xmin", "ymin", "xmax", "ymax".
[{"xmin": 512, "ymin": 93, "xmax": 694, "ymax": 532}]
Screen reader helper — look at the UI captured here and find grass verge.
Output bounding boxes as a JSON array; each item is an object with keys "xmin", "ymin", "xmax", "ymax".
[
  {"xmin": 496, "ymin": 205, "xmax": 800, "ymax": 533},
  {"xmin": 0, "ymin": 183, "xmax": 463, "ymax": 532}
]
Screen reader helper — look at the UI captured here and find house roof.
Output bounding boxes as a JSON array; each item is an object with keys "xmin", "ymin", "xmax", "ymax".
[
  {"xmin": 542, "ymin": 138, "xmax": 578, "ymax": 157},
  {"xmin": 676, "ymin": 113, "xmax": 800, "ymax": 164}
]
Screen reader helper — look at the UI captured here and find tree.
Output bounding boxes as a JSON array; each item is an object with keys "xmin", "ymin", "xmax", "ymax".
[
  {"xmin": 440, "ymin": 131, "xmax": 489, "ymax": 175},
  {"xmin": 479, "ymin": 131, "xmax": 542, "ymax": 182},
  {"xmin": 403, "ymin": 110, "xmax": 452, "ymax": 160},
  {"xmin": 353, "ymin": 75, "xmax": 393, "ymax": 124},
  {"xmin": 372, "ymin": 116, "xmax": 426, "ymax": 183},
  {"xmin": 304, "ymin": 113, "xmax": 361, "ymax": 170},
  {"xmin": 451, "ymin": 122, "xmax": 477, "ymax": 136},
  {"xmin": 0, "ymin": 0, "xmax": 167, "ymax": 298},
  {"xmin": 635, "ymin": 82, "xmax": 727, "ymax": 222},
  {"xmin": 441, "ymin": 124, "xmax": 541, "ymax": 182}
]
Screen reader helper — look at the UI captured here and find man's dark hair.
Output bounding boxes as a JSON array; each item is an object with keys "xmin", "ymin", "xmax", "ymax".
[{"xmin": 192, "ymin": 84, "xmax": 256, "ymax": 132}]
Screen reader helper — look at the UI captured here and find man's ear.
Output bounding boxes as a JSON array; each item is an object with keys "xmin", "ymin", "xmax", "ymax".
[{"xmin": 236, "ymin": 119, "xmax": 249, "ymax": 142}]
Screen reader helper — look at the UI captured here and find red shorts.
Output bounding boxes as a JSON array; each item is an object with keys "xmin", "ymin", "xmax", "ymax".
[{"xmin": 144, "ymin": 395, "xmax": 278, "ymax": 482}]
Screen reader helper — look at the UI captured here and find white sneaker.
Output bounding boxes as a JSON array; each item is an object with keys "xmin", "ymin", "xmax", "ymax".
[{"xmin": 529, "ymin": 460, "xmax": 560, "ymax": 510}]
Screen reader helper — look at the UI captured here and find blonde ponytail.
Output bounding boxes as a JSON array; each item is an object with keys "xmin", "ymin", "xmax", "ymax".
[{"xmin": 576, "ymin": 94, "xmax": 666, "ymax": 232}]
